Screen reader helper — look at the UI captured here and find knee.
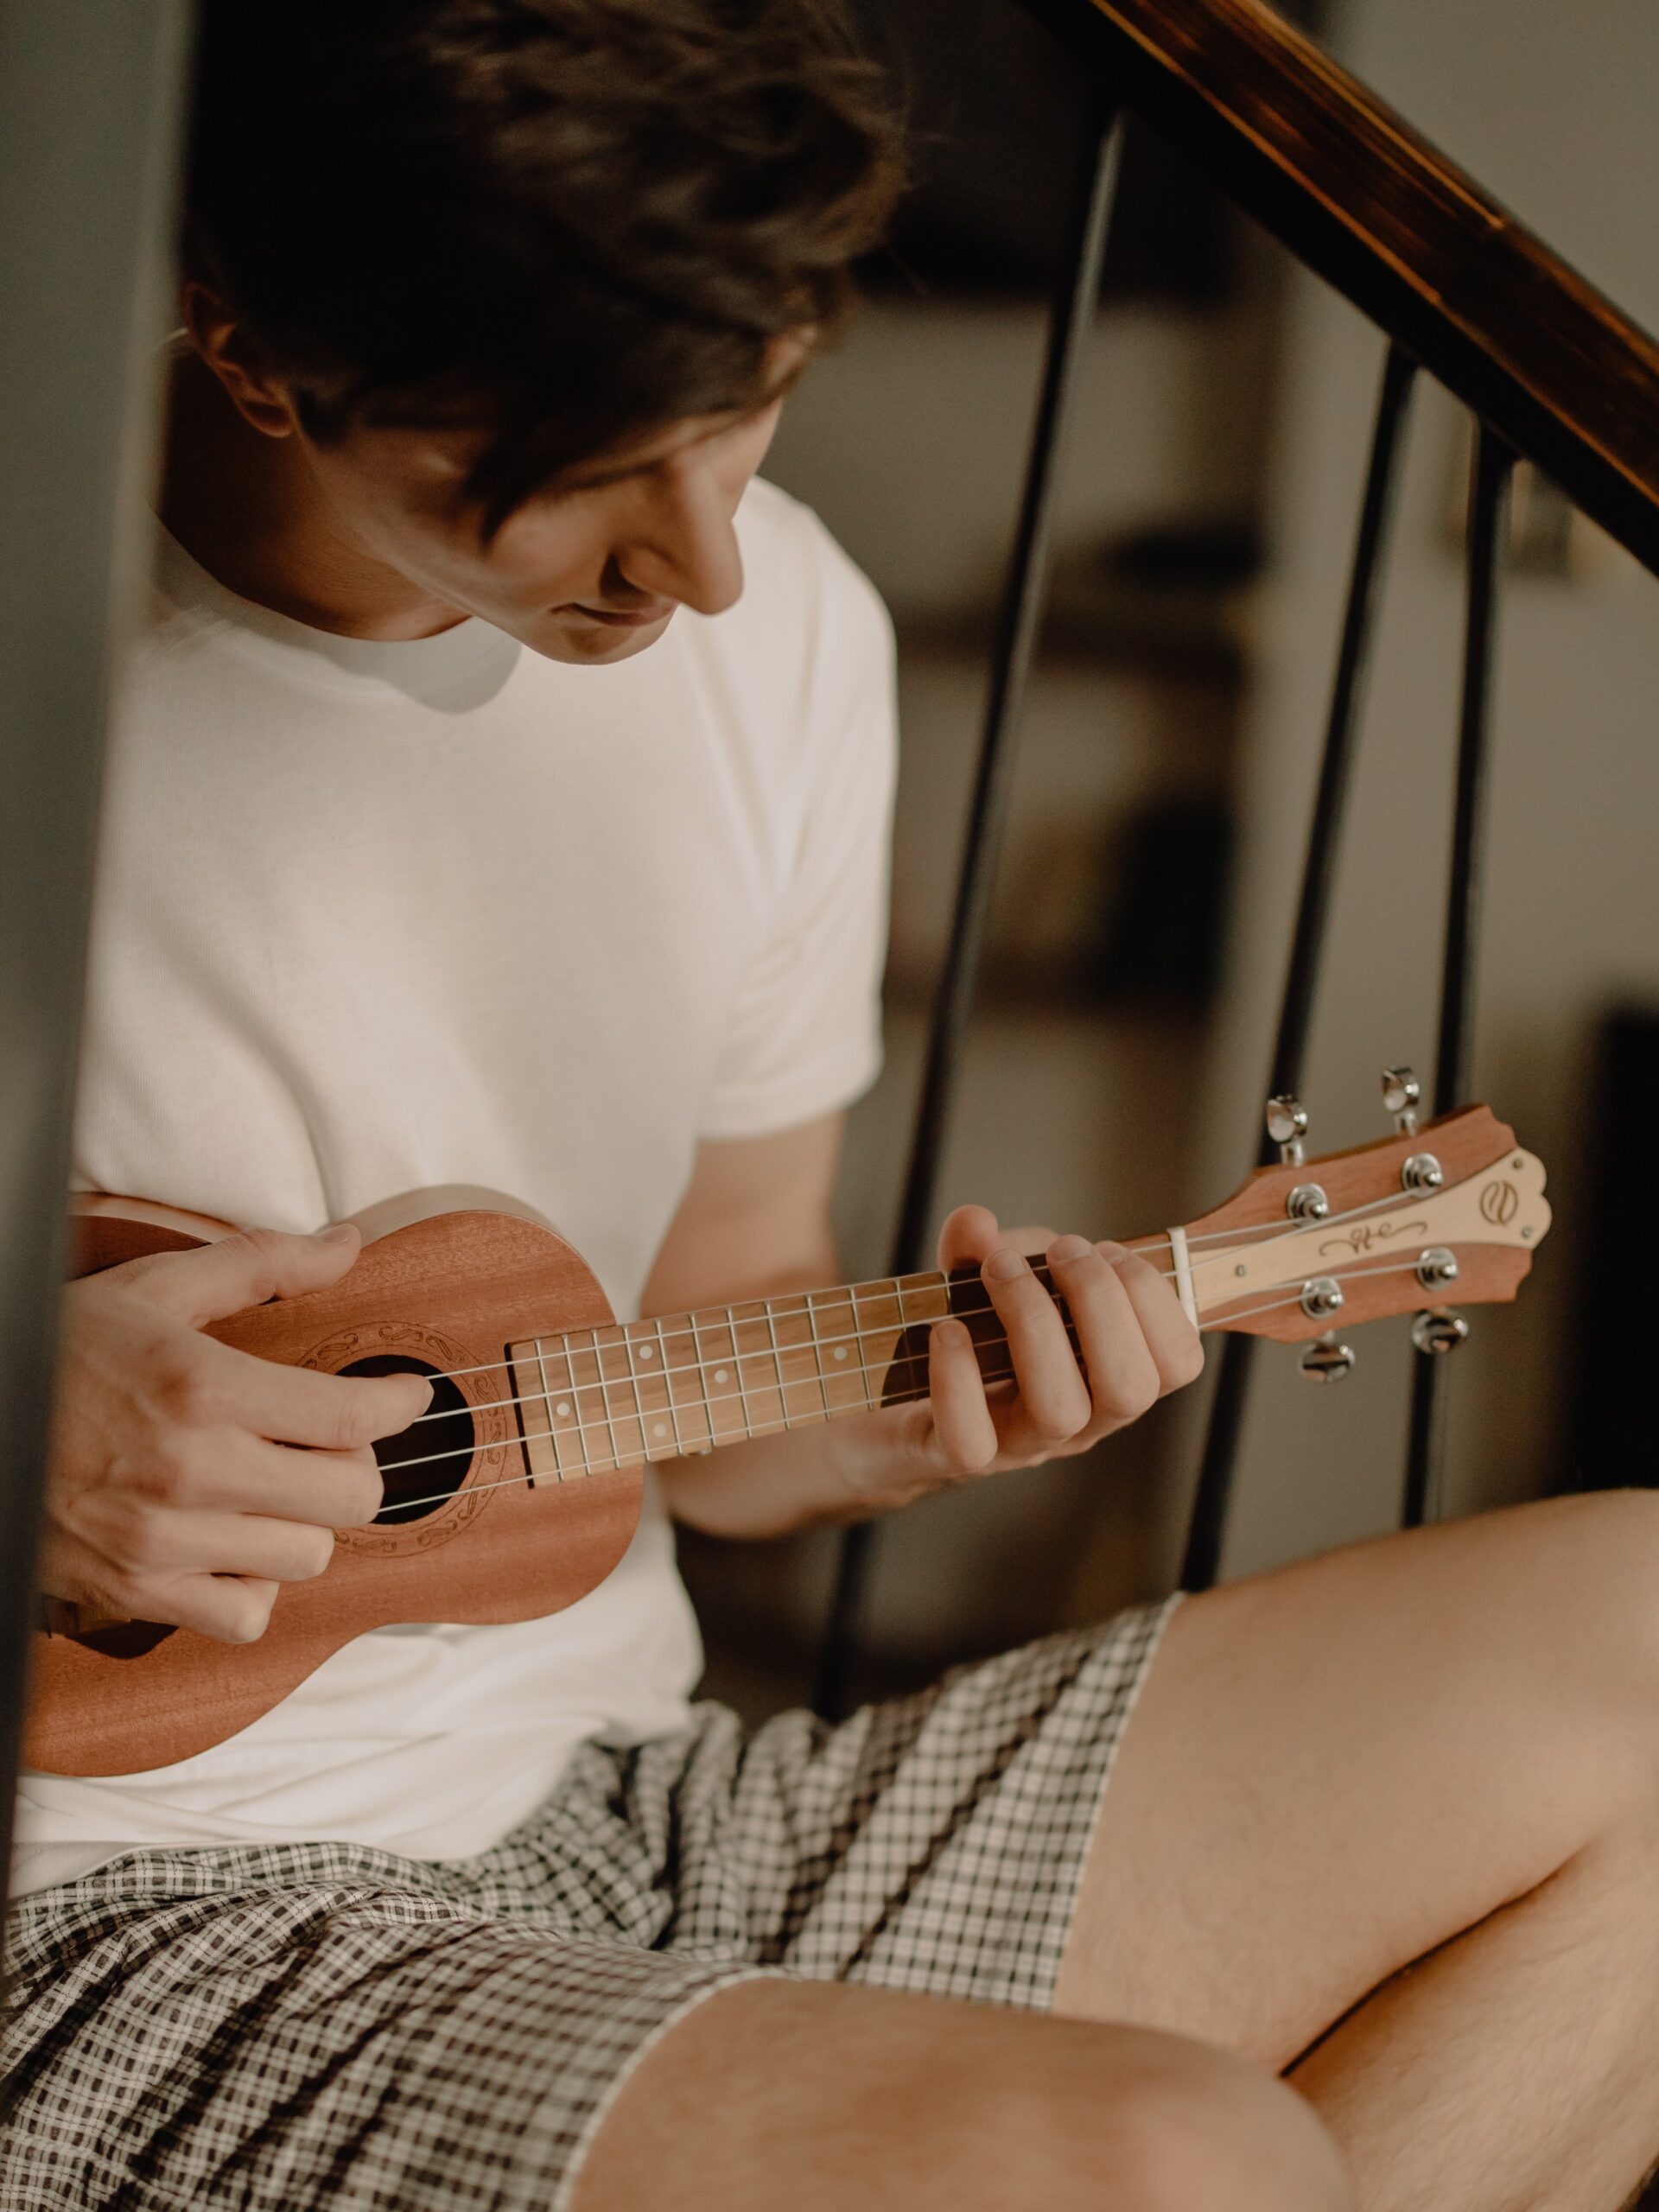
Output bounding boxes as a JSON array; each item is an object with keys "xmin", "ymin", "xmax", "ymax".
[
  {"xmin": 915, "ymin": 2017, "xmax": 1351, "ymax": 2212},
  {"xmin": 1046, "ymin": 2032, "xmax": 1353, "ymax": 2212}
]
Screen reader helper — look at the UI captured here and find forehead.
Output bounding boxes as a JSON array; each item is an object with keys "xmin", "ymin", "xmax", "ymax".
[{"xmin": 346, "ymin": 332, "xmax": 814, "ymax": 497}]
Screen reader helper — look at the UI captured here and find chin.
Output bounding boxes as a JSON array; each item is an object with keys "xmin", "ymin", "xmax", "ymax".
[{"xmin": 525, "ymin": 611, "xmax": 677, "ymax": 666}]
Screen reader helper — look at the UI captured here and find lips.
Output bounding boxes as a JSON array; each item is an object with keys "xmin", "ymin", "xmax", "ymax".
[{"xmin": 568, "ymin": 601, "xmax": 674, "ymax": 628}]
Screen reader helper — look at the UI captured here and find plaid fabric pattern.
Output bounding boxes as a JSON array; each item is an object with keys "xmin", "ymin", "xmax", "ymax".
[{"xmin": 3, "ymin": 1599, "xmax": 1177, "ymax": 2212}]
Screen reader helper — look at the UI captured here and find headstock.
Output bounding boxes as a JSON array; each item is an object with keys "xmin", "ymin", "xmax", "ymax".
[{"xmin": 1171, "ymin": 1104, "xmax": 1549, "ymax": 1346}]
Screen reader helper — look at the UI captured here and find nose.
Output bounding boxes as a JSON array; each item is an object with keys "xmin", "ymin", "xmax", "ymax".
[{"xmin": 617, "ymin": 453, "xmax": 745, "ymax": 617}]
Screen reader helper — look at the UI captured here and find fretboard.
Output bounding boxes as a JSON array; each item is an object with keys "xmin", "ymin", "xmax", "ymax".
[{"xmin": 506, "ymin": 1262, "xmax": 1092, "ymax": 1480}]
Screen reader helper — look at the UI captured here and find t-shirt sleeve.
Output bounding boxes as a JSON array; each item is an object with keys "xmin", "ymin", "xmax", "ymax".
[{"xmin": 696, "ymin": 563, "xmax": 897, "ymax": 1141}]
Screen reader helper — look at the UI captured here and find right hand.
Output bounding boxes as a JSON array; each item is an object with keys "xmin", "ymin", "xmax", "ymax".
[{"xmin": 41, "ymin": 1224, "xmax": 432, "ymax": 1644}]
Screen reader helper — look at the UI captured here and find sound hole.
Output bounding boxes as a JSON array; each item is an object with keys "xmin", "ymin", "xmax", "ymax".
[{"xmin": 339, "ymin": 1355, "xmax": 474, "ymax": 1524}]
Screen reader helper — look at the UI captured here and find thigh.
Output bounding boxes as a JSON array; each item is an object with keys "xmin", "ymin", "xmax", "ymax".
[
  {"xmin": 2, "ymin": 1872, "xmax": 760, "ymax": 2211},
  {"xmin": 1057, "ymin": 1490, "xmax": 1659, "ymax": 2067}
]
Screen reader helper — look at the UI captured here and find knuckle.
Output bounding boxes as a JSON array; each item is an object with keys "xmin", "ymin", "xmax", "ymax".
[
  {"xmin": 1033, "ymin": 1395, "xmax": 1089, "ymax": 1445},
  {"xmin": 236, "ymin": 1225, "xmax": 292, "ymax": 1264},
  {"xmin": 1173, "ymin": 1332, "xmax": 1206, "ymax": 1385},
  {"xmin": 297, "ymin": 1528, "xmax": 336, "ymax": 1580},
  {"xmin": 1115, "ymin": 1356, "xmax": 1162, "ymax": 1420},
  {"xmin": 327, "ymin": 1390, "xmax": 381, "ymax": 1452},
  {"xmin": 135, "ymin": 1441, "xmax": 197, "ymax": 1509},
  {"xmin": 107, "ymin": 1497, "xmax": 170, "ymax": 1571},
  {"xmin": 220, "ymin": 1583, "xmax": 276, "ymax": 1644},
  {"xmin": 345, "ymin": 1457, "xmax": 385, "ymax": 1526},
  {"xmin": 156, "ymin": 1353, "xmax": 217, "ymax": 1428}
]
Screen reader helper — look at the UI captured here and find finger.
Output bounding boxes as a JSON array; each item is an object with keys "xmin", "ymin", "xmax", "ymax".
[
  {"xmin": 938, "ymin": 1204, "xmax": 1001, "ymax": 1273},
  {"xmin": 980, "ymin": 1246, "xmax": 1090, "ymax": 1446},
  {"xmin": 1109, "ymin": 1243, "xmax": 1206, "ymax": 1392},
  {"xmin": 188, "ymin": 1332, "xmax": 431, "ymax": 1452},
  {"xmin": 123, "ymin": 1222, "xmax": 365, "ymax": 1327},
  {"xmin": 177, "ymin": 1575, "xmax": 283, "ymax": 1644},
  {"xmin": 925, "ymin": 1319, "xmax": 999, "ymax": 1472},
  {"xmin": 170, "ymin": 1431, "xmax": 385, "ymax": 1529},
  {"xmin": 41, "ymin": 1525, "xmax": 281, "ymax": 1643},
  {"xmin": 1046, "ymin": 1235, "xmax": 1162, "ymax": 1430},
  {"xmin": 72, "ymin": 1496, "xmax": 337, "ymax": 1586}
]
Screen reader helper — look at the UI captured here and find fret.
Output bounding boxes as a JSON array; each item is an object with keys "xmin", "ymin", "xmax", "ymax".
[
  {"xmin": 809, "ymin": 1285, "xmax": 873, "ymax": 1414},
  {"xmin": 621, "ymin": 1317, "xmax": 677, "ymax": 1461},
  {"xmin": 766, "ymin": 1294, "xmax": 834, "ymax": 1429},
  {"xmin": 727, "ymin": 1301, "xmax": 788, "ymax": 1435},
  {"xmin": 887, "ymin": 1273, "xmax": 949, "ymax": 1403},
  {"xmin": 802, "ymin": 1292, "xmax": 833, "ymax": 1423},
  {"xmin": 658, "ymin": 1311, "xmax": 715, "ymax": 1454},
  {"xmin": 653, "ymin": 1317, "xmax": 686, "ymax": 1456},
  {"xmin": 849, "ymin": 1278, "xmax": 906, "ymax": 1408},
  {"xmin": 599, "ymin": 1326, "xmax": 648, "ymax": 1466},
  {"xmin": 518, "ymin": 1332, "xmax": 593, "ymax": 1478},
  {"xmin": 531, "ymin": 1339, "xmax": 554, "ymax": 1484},
  {"xmin": 691, "ymin": 1307, "xmax": 749, "ymax": 1447},
  {"xmin": 506, "ymin": 1334, "xmax": 561, "ymax": 1484}
]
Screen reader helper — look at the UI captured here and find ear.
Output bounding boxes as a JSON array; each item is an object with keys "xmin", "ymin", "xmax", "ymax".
[{"xmin": 180, "ymin": 278, "xmax": 300, "ymax": 440}]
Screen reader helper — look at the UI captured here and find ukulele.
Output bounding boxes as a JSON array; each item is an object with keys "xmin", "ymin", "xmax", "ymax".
[{"xmin": 29, "ymin": 1102, "xmax": 1549, "ymax": 1777}]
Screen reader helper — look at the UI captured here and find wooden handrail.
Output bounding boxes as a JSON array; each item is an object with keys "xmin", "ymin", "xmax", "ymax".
[{"xmin": 1021, "ymin": 0, "xmax": 1659, "ymax": 572}]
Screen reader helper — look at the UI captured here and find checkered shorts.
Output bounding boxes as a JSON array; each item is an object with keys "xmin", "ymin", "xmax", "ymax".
[{"xmin": 2, "ymin": 1599, "xmax": 1176, "ymax": 2212}]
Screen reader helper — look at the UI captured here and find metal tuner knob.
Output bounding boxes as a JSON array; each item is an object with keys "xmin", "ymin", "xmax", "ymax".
[
  {"xmin": 1410, "ymin": 1308, "xmax": 1469, "ymax": 1355},
  {"xmin": 1381, "ymin": 1066, "xmax": 1421, "ymax": 1135},
  {"xmin": 1300, "ymin": 1334, "xmax": 1357, "ymax": 1382},
  {"xmin": 1265, "ymin": 1094, "xmax": 1308, "ymax": 1165}
]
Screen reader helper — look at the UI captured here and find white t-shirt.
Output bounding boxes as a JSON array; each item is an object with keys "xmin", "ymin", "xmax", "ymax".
[{"xmin": 14, "ymin": 478, "xmax": 895, "ymax": 1898}]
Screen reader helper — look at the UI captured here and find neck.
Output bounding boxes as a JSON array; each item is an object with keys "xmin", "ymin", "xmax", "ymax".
[
  {"xmin": 157, "ymin": 353, "xmax": 468, "ymax": 641},
  {"xmin": 506, "ymin": 1261, "xmax": 1096, "ymax": 1481}
]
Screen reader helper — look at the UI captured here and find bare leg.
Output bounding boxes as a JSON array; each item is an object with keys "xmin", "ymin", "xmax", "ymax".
[
  {"xmin": 1058, "ymin": 1491, "xmax": 1659, "ymax": 2212},
  {"xmin": 573, "ymin": 1979, "xmax": 1351, "ymax": 2212}
]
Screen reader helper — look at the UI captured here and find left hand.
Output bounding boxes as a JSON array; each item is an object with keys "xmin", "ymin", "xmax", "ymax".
[{"xmin": 834, "ymin": 1204, "xmax": 1204, "ymax": 1515}]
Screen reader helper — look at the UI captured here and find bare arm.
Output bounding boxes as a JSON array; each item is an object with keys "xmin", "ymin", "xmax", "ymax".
[{"xmin": 645, "ymin": 1114, "xmax": 1204, "ymax": 1541}]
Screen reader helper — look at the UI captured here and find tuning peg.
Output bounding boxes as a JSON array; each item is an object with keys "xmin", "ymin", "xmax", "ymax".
[
  {"xmin": 1381, "ymin": 1066, "xmax": 1421, "ymax": 1135},
  {"xmin": 1300, "ymin": 1334, "xmax": 1357, "ymax": 1382},
  {"xmin": 1410, "ymin": 1308, "xmax": 1469, "ymax": 1355},
  {"xmin": 1265, "ymin": 1093, "xmax": 1308, "ymax": 1165}
]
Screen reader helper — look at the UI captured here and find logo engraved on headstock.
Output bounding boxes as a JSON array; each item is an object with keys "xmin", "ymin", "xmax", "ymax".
[{"xmin": 1479, "ymin": 1178, "xmax": 1520, "ymax": 1228}]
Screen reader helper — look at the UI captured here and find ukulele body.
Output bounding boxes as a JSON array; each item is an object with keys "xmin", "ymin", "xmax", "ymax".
[{"xmin": 30, "ymin": 1187, "xmax": 645, "ymax": 1778}]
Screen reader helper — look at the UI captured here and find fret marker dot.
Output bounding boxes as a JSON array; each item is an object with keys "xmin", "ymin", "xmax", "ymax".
[
  {"xmin": 1235, "ymin": 1265, "xmax": 1246, "ymax": 1279},
  {"xmin": 639, "ymin": 1344, "xmax": 654, "ymax": 1361},
  {"xmin": 556, "ymin": 1402, "xmax": 571, "ymax": 1417},
  {"xmin": 653, "ymin": 1421, "xmax": 669, "ymax": 1440},
  {"xmin": 715, "ymin": 1367, "xmax": 729, "ymax": 1383},
  {"xmin": 835, "ymin": 1346, "xmax": 849, "ymax": 1361}
]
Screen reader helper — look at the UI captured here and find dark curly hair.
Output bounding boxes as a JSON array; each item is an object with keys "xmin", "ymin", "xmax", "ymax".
[{"xmin": 184, "ymin": 0, "xmax": 904, "ymax": 530}]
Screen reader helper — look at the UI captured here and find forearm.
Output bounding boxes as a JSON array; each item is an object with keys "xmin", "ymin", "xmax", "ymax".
[{"xmin": 655, "ymin": 1402, "xmax": 935, "ymax": 1540}]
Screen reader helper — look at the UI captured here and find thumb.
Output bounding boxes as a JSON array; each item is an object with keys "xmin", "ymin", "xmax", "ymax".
[{"xmin": 124, "ymin": 1222, "xmax": 364, "ymax": 1328}]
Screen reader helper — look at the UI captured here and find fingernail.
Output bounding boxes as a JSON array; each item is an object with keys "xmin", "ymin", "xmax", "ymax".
[
  {"xmin": 316, "ymin": 1224, "xmax": 357, "ymax": 1243},
  {"xmin": 933, "ymin": 1319, "xmax": 969, "ymax": 1351},
  {"xmin": 1049, "ymin": 1234, "xmax": 1092, "ymax": 1266},
  {"xmin": 984, "ymin": 1247, "xmax": 1027, "ymax": 1282},
  {"xmin": 1096, "ymin": 1240, "xmax": 1126, "ymax": 1262}
]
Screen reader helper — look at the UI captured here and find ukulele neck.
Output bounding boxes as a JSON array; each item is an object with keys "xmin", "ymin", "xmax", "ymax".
[{"xmin": 507, "ymin": 1255, "xmax": 1114, "ymax": 1481}]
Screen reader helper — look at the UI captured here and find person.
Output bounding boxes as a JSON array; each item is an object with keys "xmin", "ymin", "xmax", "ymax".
[{"xmin": 5, "ymin": 7, "xmax": 1657, "ymax": 2210}]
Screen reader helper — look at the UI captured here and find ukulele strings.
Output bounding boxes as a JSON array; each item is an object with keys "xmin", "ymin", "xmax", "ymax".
[
  {"xmin": 372, "ymin": 1257, "xmax": 1431, "ymax": 1511},
  {"xmin": 397, "ymin": 1177, "xmax": 1442, "ymax": 1409}
]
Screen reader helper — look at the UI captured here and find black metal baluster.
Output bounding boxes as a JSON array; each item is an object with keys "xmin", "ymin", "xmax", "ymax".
[
  {"xmin": 813, "ymin": 92, "xmax": 1126, "ymax": 1720},
  {"xmin": 0, "ymin": 1, "xmax": 194, "ymax": 1942},
  {"xmin": 1181, "ymin": 345, "xmax": 1418, "ymax": 1592},
  {"xmin": 1402, "ymin": 426, "xmax": 1514, "ymax": 1528}
]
